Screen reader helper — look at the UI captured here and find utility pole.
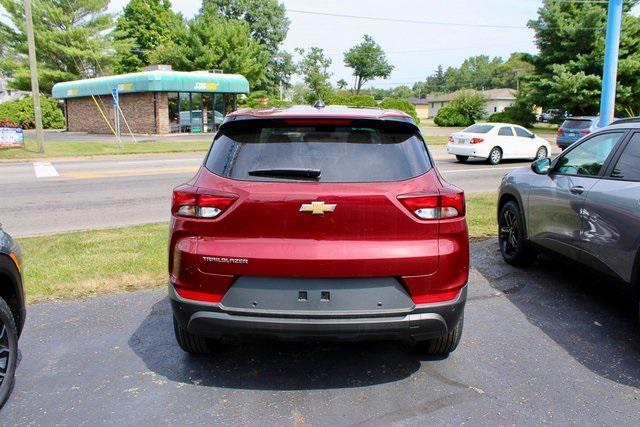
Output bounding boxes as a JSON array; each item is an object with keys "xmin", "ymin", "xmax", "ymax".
[
  {"xmin": 23, "ymin": 0, "xmax": 45, "ymax": 153},
  {"xmin": 599, "ymin": 0, "xmax": 624, "ymax": 127}
]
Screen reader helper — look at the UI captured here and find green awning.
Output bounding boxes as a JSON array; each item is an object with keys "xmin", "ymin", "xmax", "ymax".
[{"xmin": 52, "ymin": 70, "xmax": 249, "ymax": 99}]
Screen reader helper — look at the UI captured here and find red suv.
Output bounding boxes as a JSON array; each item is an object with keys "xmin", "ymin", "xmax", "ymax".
[{"xmin": 169, "ymin": 106, "xmax": 469, "ymax": 356}]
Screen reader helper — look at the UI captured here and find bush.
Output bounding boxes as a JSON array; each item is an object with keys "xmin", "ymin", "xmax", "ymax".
[
  {"xmin": 0, "ymin": 117, "xmax": 18, "ymax": 127},
  {"xmin": 379, "ymin": 97, "xmax": 420, "ymax": 124},
  {"xmin": 433, "ymin": 106, "xmax": 472, "ymax": 127},
  {"xmin": 0, "ymin": 96, "xmax": 65, "ymax": 129},
  {"xmin": 434, "ymin": 91, "xmax": 486, "ymax": 127},
  {"xmin": 488, "ymin": 104, "xmax": 537, "ymax": 128},
  {"xmin": 324, "ymin": 93, "xmax": 377, "ymax": 108}
]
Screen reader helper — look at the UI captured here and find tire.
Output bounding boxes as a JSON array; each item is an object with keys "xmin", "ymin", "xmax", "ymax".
[
  {"xmin": 535, "ymin": 146, "xmax": 548, "ymax": 160},
  {"xmin": 455, "ymin": 155, "xmax": 469, "ymax": 163},
  {"xmin": 0, "ymin": 297, "xmax": 18, "ymax": 409},
  {"xmin": 487, "ymin": 147, "xmax": 502, "ymax": 165},
  {"xmin": 414, "ymin": 314, "xmax": 464, "ymax": 356},
  {"xmin": 499, "ymin": 200, "xmax": 534, "ymax": 265},
  {"xmin": 173, "ymin": 317, "xmax": 214, "ymax": 354}
]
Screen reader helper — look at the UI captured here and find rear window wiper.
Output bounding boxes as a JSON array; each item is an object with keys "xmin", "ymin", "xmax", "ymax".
[{"xmin": 248, "ymin": 168, "xmax": 321, "ymax": 180}]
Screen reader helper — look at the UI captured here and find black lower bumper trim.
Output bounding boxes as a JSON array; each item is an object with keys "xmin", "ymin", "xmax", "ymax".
[{"xmin": 170, "ymin": 285, "xmax": 466, "ymax": 342}]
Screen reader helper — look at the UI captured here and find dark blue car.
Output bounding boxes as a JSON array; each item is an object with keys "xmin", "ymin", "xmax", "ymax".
[{"xmin": 556, "ymin": 116, "xmax": 601, "ymax": 150}]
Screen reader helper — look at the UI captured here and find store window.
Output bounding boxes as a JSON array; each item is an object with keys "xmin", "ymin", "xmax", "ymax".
[
  {"xmin": 167, "ymin": 92, "xmax": 240, "ymax": 134},
  {"xmin": 168, "ymin": 92, "xmax": 179, "ymax": 133}
]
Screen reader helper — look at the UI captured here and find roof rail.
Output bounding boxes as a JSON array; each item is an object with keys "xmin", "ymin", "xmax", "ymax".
[{"xmin": 610, "ymin": 117, "xmax": 640, "ymax": 125}]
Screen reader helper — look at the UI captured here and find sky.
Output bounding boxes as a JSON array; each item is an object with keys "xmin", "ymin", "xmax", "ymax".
[{"xmin": 106, "ymin": 0, "xmax": 545, "ymax": 88}]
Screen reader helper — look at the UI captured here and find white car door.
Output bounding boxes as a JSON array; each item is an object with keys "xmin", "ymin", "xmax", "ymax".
[
  {"xmin": 513, "ymin": 126, "xmax": 538, "ymax": 158},
  {"xmin": 495, "ymin": 126, "xmax": 517, "ymax": 158}
]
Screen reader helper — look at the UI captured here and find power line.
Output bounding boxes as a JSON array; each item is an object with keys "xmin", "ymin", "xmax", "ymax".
[
  {"xmin": 287, "ymin": 7, "xmax": 610, "ymax": 31},
  {"xmin": 323, "ymin": 40, "xmax": 535, "ymax": 56},
  {"xmin": 287, "ymin": 9, "xmax": 531, "ymax": 29}
]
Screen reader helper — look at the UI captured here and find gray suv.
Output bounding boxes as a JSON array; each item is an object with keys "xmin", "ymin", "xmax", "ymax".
[{"xmin": 498, "ymin": 120, "xmax": 640, "ymax": 318}]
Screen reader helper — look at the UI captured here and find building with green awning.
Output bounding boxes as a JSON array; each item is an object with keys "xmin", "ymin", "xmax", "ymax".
[{"xmin": 51, "ymin": 65, "xmax": 250, "ymax": 135}]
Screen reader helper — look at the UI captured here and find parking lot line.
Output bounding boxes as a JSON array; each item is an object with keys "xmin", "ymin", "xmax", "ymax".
[{"xmin": 33, "ymin": 162, "xmax": 59, "ymax": 178}]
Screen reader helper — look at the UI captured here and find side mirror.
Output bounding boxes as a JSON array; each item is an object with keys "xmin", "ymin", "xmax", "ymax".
[{"xmin": 531, "ymin": 157, "xmax": 551, "ymax": 175}]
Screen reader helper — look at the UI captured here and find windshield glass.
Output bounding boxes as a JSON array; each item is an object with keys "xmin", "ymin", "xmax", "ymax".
[
  {"xmin": 561, "ymin": 119, "xmax": 592, "ymax": 130},
  {"xmin": 206, "ymin": 121, "xmax": 432, "ymax": 182}
]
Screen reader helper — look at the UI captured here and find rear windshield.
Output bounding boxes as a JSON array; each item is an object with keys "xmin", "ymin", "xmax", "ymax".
[
  {"xmin": 561, "ymin": 119, "xmax": 592, "ymax": 129},
  {"xmin": 205, "ymin": 120, "xmax": 431, "ymax": 182},
  {"xmin": 462, "ymin": 124, "xmax": 494, "ymax": 134}
]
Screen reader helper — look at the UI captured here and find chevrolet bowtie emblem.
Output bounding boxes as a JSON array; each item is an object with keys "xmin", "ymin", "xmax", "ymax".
[{"xmin": 299, "ymin": 201, "xmax": 336, "ymax": 215}]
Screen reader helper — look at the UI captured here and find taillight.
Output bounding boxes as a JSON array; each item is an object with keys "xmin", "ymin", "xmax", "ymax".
[
  {"xmin": 579, "ymin": 129, "xmax": 591, "ymax": 135},
  {"xmin": 398, "ymin": 188, "xmax": 465, "ymax": 220},
  {"xmin": 470, "ymin": 137, "xmax": 484, "ymax": 144},
  {"xmin": 172, "ymin": 185, "xmax": 237, "ymax": 218},
  {"xmin": 557, "ymin": 128, "xmax": 564, "ymax": 135},
  {"xmin": 448, "ymin": 135, "xmax": 454, "ymax": 142}
]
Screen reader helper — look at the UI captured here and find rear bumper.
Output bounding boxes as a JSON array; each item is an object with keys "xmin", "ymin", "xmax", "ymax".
[
  {"xmin": 169, "ymin": 283, "xmax": 466, "ymax": 342},
  {"xmin": 446, "ymin": 143, "xmax": 488, "ymax": 158}
]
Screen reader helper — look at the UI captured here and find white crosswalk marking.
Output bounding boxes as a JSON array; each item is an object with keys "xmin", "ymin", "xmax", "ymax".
[{"xmin": 33, "ymin": 162, "xmax": 59, "ymax": 178}]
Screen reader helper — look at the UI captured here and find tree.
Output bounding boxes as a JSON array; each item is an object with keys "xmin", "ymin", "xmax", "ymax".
[
  {"xmin": 295, "ymin": 47, "xmax": 332, "ymax": 102},
  {"xmin": 336, "ymin": 79, "xmax": 349, "ymax": 90},
  {"xmin": 379, "ymin": 97, "xmax": 420, "ymax": 124},
  {"xmin": 434, "ymin": 91, "xmax": 486, "ymax": 127},
  {"xmin": 526, "ymin": 0, "xmax": 640, "ymax": 116},
  {"xmin": 0, "ymin": 0, "xmax": 114, "ymax": 93},
  {"xmin": 203, "ymin": 0, "xmax": 288, "ymax": 53},
  {"xmin": 113, "ymin": 0, "xmax": 185, "ymax": 73},
  {"xmin": 343, "ymin": 34, "xmax": 394, "ymax": 94},
  {"xmin": 204, "ymin": 0, "xmax": 291, "ymax": 92},
  {"xmin": 152, "ymin": 4, "xmax": 270, "ymax": 87},
  {"xmin": 414, "ymin": 54, "xmax": 534, "ymax": 97}
]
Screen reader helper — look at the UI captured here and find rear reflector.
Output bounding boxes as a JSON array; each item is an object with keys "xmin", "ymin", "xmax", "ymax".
[
  {"xmin": 174, "ymin": 286, "xmax": 224, "ymax": 303},
  {"xmin": 413, "ymin": 288, "xmax": 461, "ymax": 304},
  {"xmin": 172, "ymin": 185, "xmax": 237, "ymax": 218},
  {"xmin": 398, "ymin": 187, "xmax": 465, "ymax": 220}
]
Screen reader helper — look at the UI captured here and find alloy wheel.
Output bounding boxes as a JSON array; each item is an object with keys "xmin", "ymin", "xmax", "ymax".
[
  {"xmin": 0, "ymin": 323, "xmax": 10, "ymax": 388},
  {"xmin": 536, "ymin": 147, "xmax": 548, "ymax": 160},
  {"xmin": 500, "ymin": 209, "xmax": 519, "ymax": 256},
  {"xmin": 490, "ymin": 148, "xmax": 501, "ymax": 164}
]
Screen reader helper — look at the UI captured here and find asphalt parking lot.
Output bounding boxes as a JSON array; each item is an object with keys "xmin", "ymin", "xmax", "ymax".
[{"xmin": 4, "ymin": 239, "xmax": 640, "ymax": 425}]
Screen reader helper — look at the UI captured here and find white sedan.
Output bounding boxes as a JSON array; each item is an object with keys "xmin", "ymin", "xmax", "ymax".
[{"xmin": 446, "ymin": 123, "xmax": 552, "ymax": 165}]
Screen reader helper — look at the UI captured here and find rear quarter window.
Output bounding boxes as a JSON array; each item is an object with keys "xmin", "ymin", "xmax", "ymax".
[{"xmin": 205, "ymin": 120, "xmax": 432, "ymax": 182}]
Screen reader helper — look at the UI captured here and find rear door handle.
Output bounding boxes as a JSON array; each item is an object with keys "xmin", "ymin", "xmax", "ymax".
[{"xmin": 570, "ymin": 186, "xmax": 585, "ymax": 195}]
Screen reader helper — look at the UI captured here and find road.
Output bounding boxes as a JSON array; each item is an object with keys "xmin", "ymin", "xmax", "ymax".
[
  {"xmin": 4, "ymin": 239, "xmax": 639, "ymax": 425},
  {"xmin": 0, "ymin": 147, "xmax": 554, "ymax": 236}
]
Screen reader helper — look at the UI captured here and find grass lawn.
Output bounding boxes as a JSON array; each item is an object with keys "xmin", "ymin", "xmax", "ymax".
[
  {"xmin": 0, "ymin": 138, "xmax": 211, "ymax": 160},
  {"xmin": 18, "ymin": 193, "xmax": 497, "ymax": 303},
  {"xmin": 424, "ymin": 135, "xmax": 450, "ymax": 145}
]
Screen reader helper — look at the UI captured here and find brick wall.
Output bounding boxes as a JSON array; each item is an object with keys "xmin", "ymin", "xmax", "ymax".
[{"xmin": 65, "ymin": 92, "xmax": 169, "ymax": 134}]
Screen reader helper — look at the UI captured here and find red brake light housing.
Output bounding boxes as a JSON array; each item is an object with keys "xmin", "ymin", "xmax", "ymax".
[
  {"xmin": 470, "ymin": 137, "xmax": 484, "ymax": 144},
  {"xmin": 557, "ymin": 128, "xmax": 564, "ymax": 135},
  {"xmin": 172, "ymin": 185, "xmax": 237, "ymax": 218},
  {"xmin": 398, "ymin": 187, "xmax": 465, "ymax": 220},
  {"xmin": 579, "ymin": 129, "xmax": 591, "ymax": 135},
  {"xmin": 448, "ymin": 135, "xmax": 454, "ymax": 142}
]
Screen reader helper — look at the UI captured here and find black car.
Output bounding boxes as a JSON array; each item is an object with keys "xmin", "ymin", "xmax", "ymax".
[{"xmin": 0, "ymin": 227, "xmax": 26, "ymax": 408}]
